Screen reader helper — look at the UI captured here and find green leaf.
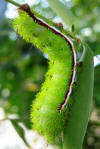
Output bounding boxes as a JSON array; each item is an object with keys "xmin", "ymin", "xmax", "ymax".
[
  {"xmin": 71, "ymin": 24, "xmax": 75, "ymax": 32},
  {"xmin": 47, "ymin": 0, "xmax": 75, "ymax": 28},
  {"xmin": 10, "ymin": 119, "xmax": 30, "ymax": 148},
  {"xmin": 94, "ymin": 64, "xmax": 100, "ymax": 107},
  {"xmin": 63, "ymin": 44, "xmax": 94, "ymax": 149}
]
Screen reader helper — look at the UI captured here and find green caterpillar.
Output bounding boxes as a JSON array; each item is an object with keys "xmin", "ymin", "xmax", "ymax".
[{"xmin": 13, "ymin": 4, "xmax": 94, "ymax": 148}]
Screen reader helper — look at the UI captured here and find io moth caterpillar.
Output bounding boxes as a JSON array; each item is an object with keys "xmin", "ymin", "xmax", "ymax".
[{"xmin": 13, "ymin": 4, "xmax": 94, "ymax": 148}]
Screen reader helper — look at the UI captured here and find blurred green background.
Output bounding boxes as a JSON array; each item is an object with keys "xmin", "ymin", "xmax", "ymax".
[{"xmin": 0, "ymin": 0, "xmax": 100, "ymax": 148}]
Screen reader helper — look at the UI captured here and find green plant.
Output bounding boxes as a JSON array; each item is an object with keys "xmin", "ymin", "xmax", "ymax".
[{"xmin": 5, "ymin": 0, "xmax": 94, "ymax": 148}]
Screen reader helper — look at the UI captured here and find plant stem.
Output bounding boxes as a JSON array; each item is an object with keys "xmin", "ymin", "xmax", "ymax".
[{"xmin": 5, "ymin": 0, "xmax": 21, "ymax": 7}]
